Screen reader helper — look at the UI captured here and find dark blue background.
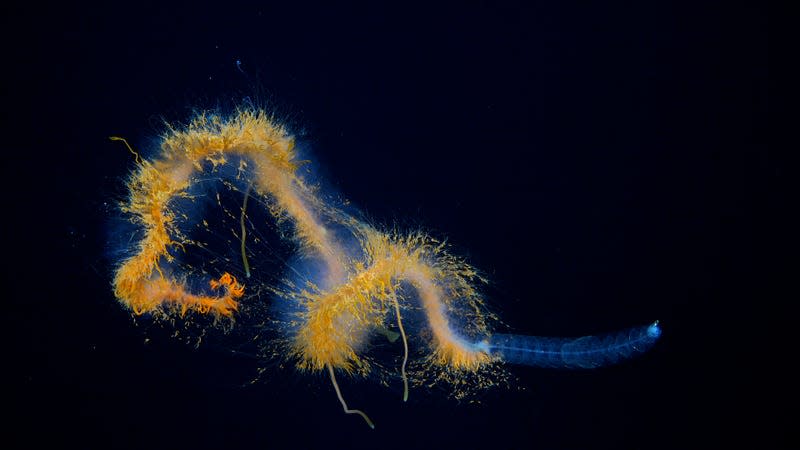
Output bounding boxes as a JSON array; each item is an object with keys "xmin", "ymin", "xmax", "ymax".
[{"xmin": 6, "ymin": 2, "xmax": 773, "ymax": 449}]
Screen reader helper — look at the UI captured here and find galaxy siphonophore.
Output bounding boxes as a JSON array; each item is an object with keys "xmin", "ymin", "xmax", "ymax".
[{"xmin": 111, "ymin": 108, "xmax": 661, "ymax": 428}]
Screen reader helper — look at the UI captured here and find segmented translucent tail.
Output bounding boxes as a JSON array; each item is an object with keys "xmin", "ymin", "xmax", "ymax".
[{"xmin": 488, "ymin": 321, "xmax": 661, "ymax": 368}]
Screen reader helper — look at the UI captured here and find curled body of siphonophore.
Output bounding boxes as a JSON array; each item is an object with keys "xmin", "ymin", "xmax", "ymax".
[{"xmin": 110, "ymin": 108, "xmax": 661, "ymax": 428}]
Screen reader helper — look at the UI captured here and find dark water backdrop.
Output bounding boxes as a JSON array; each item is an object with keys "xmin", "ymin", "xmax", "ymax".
[{"xmin": 5, "ymin": 2, "xmax": 772, "ymax": 449}]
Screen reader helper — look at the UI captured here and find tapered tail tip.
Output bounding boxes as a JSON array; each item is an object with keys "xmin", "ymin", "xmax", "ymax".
[{"xmin": 647, "ymin": 320, "xmax": 662, "ymax": 339}]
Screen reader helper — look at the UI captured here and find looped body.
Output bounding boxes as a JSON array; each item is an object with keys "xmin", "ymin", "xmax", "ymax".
[
  {"xmin": 111, "ymin": 108, "xmax": 660, "ymax": 428},
  {"xmin": 112, "ymin": 109, "xmax": 493, "ymax": 372}
]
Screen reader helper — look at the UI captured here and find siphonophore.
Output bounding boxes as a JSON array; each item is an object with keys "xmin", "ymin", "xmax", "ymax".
[{"xmin": 110, "ymin": 107, "xmax": 661, "ymax": 428}]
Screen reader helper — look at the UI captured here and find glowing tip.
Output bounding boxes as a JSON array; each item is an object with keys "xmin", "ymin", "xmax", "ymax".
[{"xmin": 647, "ymin": 321, "xmax": 662, "ymax": 339}]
